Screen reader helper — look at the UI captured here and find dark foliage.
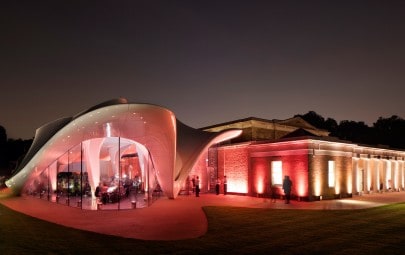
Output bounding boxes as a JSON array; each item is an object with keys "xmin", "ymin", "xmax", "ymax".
[
  {"xmin": 0, "ymin": 125, "xmax": 33, "ymax": 176},
  {"xmin": 373, "ymin": 115, "xmax": 405, "ymax": 149},
  {"xmin": 0, "ymin": 126, "xmax": 7, "ymax": 169},
  {"xmin": 296, "ymin": 111, "xmax": 405, "ymax": 149}
]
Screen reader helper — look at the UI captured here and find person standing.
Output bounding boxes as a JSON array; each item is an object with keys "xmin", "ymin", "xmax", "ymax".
[
  {"xmin": 95, "ymin": 182, "xmax": 102, "ymax": 198},
  {"xmin": 282, "ymin": 176, "xmax": 292, "ymax": 204},
  {"xmin": 223, "ymin": 175, "xmax": 227, "ymax": 195},
  {"xmin": 195, "ymin": 176, "xmax": 200, "ymax": 197},
  {"xmin": 215, "ymin": 178, "xmax": 221, "ymax": 195},
  {"xmin": 192, "ymin": 177, "xmax": 195, "ymax": 193}
]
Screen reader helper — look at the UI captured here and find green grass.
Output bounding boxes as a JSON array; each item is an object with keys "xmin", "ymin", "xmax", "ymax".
[{"xmin": 1, "ymin": 201, "xmax": 405, "ymax": 255}]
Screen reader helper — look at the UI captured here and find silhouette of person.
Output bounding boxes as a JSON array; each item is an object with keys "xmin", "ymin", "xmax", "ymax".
[
  {"xmin": 95, "ymin": 182, "xmax": 102, "ymax": 198},
  {"xmin": 282, "ymin": 176, "xmax": 292, "ymax": 204},
  {"xmin": 195, "ymin": 176, "xmax": 200, "ymax": 197},
  {"xmin": 192, "ymin": 177, "xmax": 196, "ymax": 193}
]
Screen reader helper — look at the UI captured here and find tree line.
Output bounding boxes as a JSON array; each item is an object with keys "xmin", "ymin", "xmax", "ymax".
[
  {"xmin": 295, "ymin": 111, "xmax": 405, "ymax": 150},
  {"xmin": 0, "ymin": 126, "xmax": 33, "ymax": 177}
]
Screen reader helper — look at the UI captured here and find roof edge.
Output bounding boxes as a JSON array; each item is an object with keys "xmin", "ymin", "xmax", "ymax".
[{"xmin": 73, "ymin": 98, "xmax": 129, "ymax": 119}]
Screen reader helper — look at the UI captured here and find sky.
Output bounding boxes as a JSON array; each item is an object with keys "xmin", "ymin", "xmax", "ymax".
[{"xmin": 1, "ymin": 0, "xmax": 405, "ymax": 139}]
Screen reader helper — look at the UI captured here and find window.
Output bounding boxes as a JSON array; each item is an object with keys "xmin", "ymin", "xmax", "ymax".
[
  {"xmin": 271, "ymin": 161, "xmax": 282, "ymax": 185},
  {"xmin": 328, "ymin": 160, "xmax": 335, "ymax": 188}
]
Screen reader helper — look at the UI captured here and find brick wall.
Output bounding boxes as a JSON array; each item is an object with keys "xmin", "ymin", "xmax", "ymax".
[
  {"xmin": 309, "ymin": 155, "xmax": 352, "ymax": 200},
  {"xmin": 218, "ymin": 146, "xmax": 249, "ymax": 194}
]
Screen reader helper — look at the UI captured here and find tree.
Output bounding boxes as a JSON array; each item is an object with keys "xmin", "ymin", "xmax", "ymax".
[
  {"xmin": 0, "ymin": 126, "xmax": 33, "ymax": 176},
  {"xmin": 6, "ymin": 138, "xmax": 32, "ymax": 173},
  {"xmin": 334, "ymin": 120, "xmax": 374, "ymax": 145},
  {"xmin": 373, "ymin": 115, "xmax": 405, "ymax": 149},
  {"xmin": 324, "ymin": 118, "xmax": 338, "ymax": 135},
  {"xmin": 295, "ymin": 111, "xmax": 328, "ymax": 130},
  {"xmin": 0, "ymin": 125, "xmax": 7, "ymax": 170}
]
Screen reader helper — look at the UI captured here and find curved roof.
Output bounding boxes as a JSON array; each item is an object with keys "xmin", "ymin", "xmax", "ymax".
[{"xmin": 6, "ymin": 99, "xmax": 242, "ymax": 199}]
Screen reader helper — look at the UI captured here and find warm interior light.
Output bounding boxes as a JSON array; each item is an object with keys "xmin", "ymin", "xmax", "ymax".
[{"xmin": 271, "ymin": 161, "xmax": 282, "ymax": 185}]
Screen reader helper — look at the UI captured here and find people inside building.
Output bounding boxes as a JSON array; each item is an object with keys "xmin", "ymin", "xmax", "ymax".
[
  {"xmin": 95, "ymin": 182, "xmax": 102, "ymax": 198},
  {"xmin": 195, "ymin": 176, "xmax": 200, "ymax": 197},
  {"xmin": 192, "ymin": 177, "xmax": 196, "ymax": 194}
]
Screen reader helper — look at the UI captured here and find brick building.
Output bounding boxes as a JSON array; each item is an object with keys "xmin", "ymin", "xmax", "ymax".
[{"xmin": 191, "ymin": 117, "xmax": 405, "ymax": 201}]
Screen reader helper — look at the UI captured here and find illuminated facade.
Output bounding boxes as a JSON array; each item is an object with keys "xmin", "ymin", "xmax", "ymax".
[
  {"xmin": 6, "ymin": 102, "xmax": 405, "ymax": 207},
  {"xmin": 197, "ymin": 117, "xmax": 405, "ymax": 201},
  {"xmin": 5, "ymin": 99, "xmax": 241, "ymax": 209}
]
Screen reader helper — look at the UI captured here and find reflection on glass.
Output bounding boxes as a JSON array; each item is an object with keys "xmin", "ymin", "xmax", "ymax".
[{"xmin": 22, "ymin": 136, "xmax": 161, "ymax": 210}]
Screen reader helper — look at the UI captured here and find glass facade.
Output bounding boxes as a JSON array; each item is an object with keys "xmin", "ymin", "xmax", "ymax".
[{"xmin": 22, "ymin": 137, "xmax": 160, "ymax": 210}]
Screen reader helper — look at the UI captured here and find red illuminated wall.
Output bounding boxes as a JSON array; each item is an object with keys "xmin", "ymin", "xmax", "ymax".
[
  {"xmin": 279, "ymin": 154, "xmax": 309, "ymax": 198},
  {"xmin": 215, "ymin": 141, "xmax": 312, "ymax": 198},
  {"xmin": 250, "ymin": 154, "xmax": 309, "ymax": 198},
  {"xmin": 217, "ymin": 146, "xmax": 249, "ymax": 194},
  {"xmin": 248, "ymin": 141, "xmax": 310, "ymax": 198},
  {"xmin": 190, "ymin": 139, "xmax": 355, "ymax": 201},
  {"xmin": 250, "ymin": 157, "xmax": 270, "ymax": 195}
]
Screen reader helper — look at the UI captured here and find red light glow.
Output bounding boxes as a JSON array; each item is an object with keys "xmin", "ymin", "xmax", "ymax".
[{"xmin": 252, "ymin": 157, "xmax": 268, "ymax": 194}]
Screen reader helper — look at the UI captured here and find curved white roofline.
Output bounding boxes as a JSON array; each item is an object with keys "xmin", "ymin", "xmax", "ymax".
[{"xmin": 6, "ymin": 99, "xmax": 242, "ymax": 199}]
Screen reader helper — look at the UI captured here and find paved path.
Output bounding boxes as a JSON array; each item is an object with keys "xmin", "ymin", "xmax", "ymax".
[{"xmin": 1, "ymin": 190, "xmax": 405, "ymax": 240}]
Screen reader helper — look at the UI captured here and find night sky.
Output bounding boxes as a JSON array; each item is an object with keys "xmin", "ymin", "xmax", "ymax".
[{"xmin": 1, "ymin": 0, "xmax": 405, "ymax": 139}]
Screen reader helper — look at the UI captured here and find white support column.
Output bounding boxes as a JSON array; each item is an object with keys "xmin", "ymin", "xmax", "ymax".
[
  {"xmin": 392, "ymin": 160, "xmax": 398, "ymax": 191},
  {"xmin": 82, "ymin": 138, "xmax": 105, "ymax": 198},
  {"xmin": 373, "ymin": 159, "xmax": 380, "ymax": 192},
  {"xmin": 352, "ymin": 158, "xmax": 358, "ymax": 194},
  {"xmin": 384, "ymin": 160, "xmax": 391, "ymax": 190},
  {"xmin": 365, "ymin": 159, "xmax": 371, "ymax": 192},
  {"xmin": 49, "ymin": 161, "xmax": 57, "ymax": 192},
  {"xmin": 398, "ymin": 160, "xmax": 405, "ymax": 191}
]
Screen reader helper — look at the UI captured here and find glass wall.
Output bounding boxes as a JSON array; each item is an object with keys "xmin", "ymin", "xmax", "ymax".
[
  {"xmin": 119, "ymin": 149, "xmax": 143, "ymax": 209},
  {"xmin": 23, "ymin": 166, "xmax": 49, "ymax": 200},
  {"xmin": 67, "ymin": 143, "xmax": 83, "ymax": 209},
  {"xmin": 21, "ymin": 137, "xmax": 160, "ymax": 210},
  {"xmin": 49, "ymin": 161, "xmax": 57, "ymax": 202},
  {"xmin": 56, "ymin": 151, "xmax": 69, "ymax": 205}
]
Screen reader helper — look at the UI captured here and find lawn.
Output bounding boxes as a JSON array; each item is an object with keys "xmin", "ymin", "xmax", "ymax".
[{"xmin": 1, "ymin": 201, "xmax": 405, "ymax": 254}]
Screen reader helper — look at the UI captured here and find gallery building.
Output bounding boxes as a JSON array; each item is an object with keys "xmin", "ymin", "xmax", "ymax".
[
  {"xmin": 6, "ymin": 99, "xmax": 405, "ymax": 210},
  {"xmin": 197, "ymin": 117, "xmax": 405, "ymax": 201}
]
